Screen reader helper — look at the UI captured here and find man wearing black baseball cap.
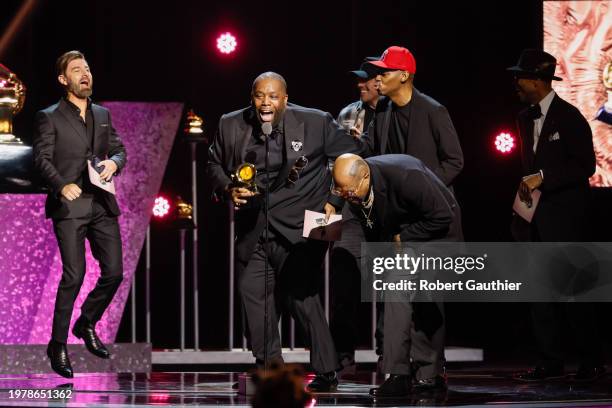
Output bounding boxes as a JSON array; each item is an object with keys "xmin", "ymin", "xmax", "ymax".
[
  {"xmin": 508, "ymin": 49, "xmax": 603, "ymax": 383},
  {"xmin": 365, "ymin": 46, "xmax": 464, "ymax": 397},
  {"xmin": 330, "ymin": 58, "xmax": 380, "ymax": 376},
  {"xmin": 337, "ymin": 58, "xmax": 380, "ymax": 137}
]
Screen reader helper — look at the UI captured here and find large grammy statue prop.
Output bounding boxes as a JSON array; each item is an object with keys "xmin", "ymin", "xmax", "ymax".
[{"xmin": 0, "ymin": 63, "xmax": 38, "ymax": 192}]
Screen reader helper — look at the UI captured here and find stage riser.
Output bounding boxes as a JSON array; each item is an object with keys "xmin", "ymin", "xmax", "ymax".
[
  {"xmin": 152, "ymin": 347, "xmax": 483, "ymax": 365},
  {"xmin": 0, "ymin": 344, "xmax": 151, "ymax": 375}
]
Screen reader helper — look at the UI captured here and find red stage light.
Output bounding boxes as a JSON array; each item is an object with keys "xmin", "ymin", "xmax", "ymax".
[
  {"xmin": 494, "ymin": 132, "xmax": 516, "ymax": 154},
  {"xmin": 152, "ymin": 196, "xmax": 171, "ymax": 218},
  {"xmin": 148, "ymin": 393, "xmax": 171, "ymax": 404},
  {"xmin": 216, "ymin": 32, "xmax": 237, "ymax": 54}
]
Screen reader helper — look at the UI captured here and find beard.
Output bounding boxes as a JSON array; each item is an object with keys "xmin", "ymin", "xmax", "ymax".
[
  {"xmin": 67, "ymin": 80, "xmax": 93, "ymax": 99},
  {"xmin": 255, "ymin": 104, "xmax": 286, "ymax": 127},
  {"xmin": 272, "ymin": 105, "xmax": 286, "ymax": 127}
]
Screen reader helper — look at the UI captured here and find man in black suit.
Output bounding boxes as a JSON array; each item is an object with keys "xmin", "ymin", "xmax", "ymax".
[
  {"xmin": 331, "ymin": 153, "xmax": 462, "ymax": 397},
  {"xmin": 330, "ymin": 58, "xmax": 380, "ymax": 375},
  {"xmin": 367, "ymin": 46, "xmax": 463, "ymax": 185},
  {"xmin": 508, "ymin": 49, "xmax": 604, "ymax": 382},
  {"xmin": 364, "ymin": 46, "xmax": 464, "ymax": 390},
  {"xmin": 33, "ymin": 51, "xmax": 126, "ymax": 378},
  {"xmin": 205, "ymin": 72, "xmax": 369, "ymax": 391}
]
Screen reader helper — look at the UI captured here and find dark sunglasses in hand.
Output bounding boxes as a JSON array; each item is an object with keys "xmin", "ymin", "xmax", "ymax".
[{"xmin": 286, "ymin": 155, "xmax": 309, "ymax": 186}]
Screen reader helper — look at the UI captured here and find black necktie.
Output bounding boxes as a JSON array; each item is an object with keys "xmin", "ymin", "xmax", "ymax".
[
  {"xmin": 258, "ymin": 127, "xmax": 282, "ymax": 141},
  {"xmin": 526, "ymin": 104, "xmax": 542, "ymax": 120}
]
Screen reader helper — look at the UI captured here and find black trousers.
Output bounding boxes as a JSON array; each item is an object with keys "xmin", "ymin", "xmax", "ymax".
[
  {"xmin": 330, "ymin": 209, "xmax": 446, "ymax": 378},
  {"xmin": 516, "ymin": 217, "xmax": 604, "ymax": 369},
  {"xmin": 531, "ymin": 302, "xmax": 603, "ymax": 369},
  {"xmin": 382, "ymin": 300, "xmax": 446, "ymax": 379},
  {"xmin": 379, "ymin": 261, "xmax": 446, "ymax": 379},
  {"xmin": 330, "ymin": 211, "xmax": 363, "ymax": 362},
  {"xmin": 237, "ymin": 232, "xmax": 337, "ymax": 374},
  {"xmin": 51, "ymin": 199, "xmax": 123, "ymax": 343}
]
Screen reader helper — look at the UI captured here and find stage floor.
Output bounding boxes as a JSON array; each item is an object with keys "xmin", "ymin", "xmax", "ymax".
[{"xmin": 0, "ymin": 369, "xmax": 610, "ymax": 407}]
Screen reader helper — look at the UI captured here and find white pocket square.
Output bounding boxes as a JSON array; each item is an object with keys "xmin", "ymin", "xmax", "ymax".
[
  {"xmin": 548, "ymin": 132, "xmax": 560, "ymax": 142},
  {"xmin": 100, "ymin": 123, "xmax": 109, "ymax": 127}
]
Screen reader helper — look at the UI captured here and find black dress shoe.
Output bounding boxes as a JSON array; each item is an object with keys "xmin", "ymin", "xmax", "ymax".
[
  {"xmin": 306, "ymin": 371, "xmax": 338, "ymax": 392},
  {"xmin": 336, "ymin": 355, "xmax": 356, "ymax": 378},
  {"xmin": 513, "ymin": 366, "xmax": 565, "ymax": 382},
  {"xmin": 72, "ymin": 317, "xmax": 110, "ymax": 359},
  {"xmin": 376, "ymin": 355, "xmax": 384, "ymax": 375},
  {"xmin": 574, "ymin": 365, "xmax": 606, "ymax": 382},
  {"xmin": 413, "ymin": 375, "xmax": 448, "ymax": 392},
  {"xmin": 370, "ymin": 374, "xmax": 411, "ymax": 398},
  {"xmin": 47, "ymin": 341, "xmax": 73, "ymax": 379},
  {"xmin": 255, "ymin": 356, "xmax": 285, "ymax": 371}
]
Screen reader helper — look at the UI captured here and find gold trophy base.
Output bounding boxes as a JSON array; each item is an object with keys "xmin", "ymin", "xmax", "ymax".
[{"xmin": 0, "ymin": 134, "xmax": 22, "ymax": 144}]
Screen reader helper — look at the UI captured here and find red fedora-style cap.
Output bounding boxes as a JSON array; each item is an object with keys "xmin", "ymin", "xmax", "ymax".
[{"xmin": 369, "ymin": 46, "xmax": 416, "ymax": 74}]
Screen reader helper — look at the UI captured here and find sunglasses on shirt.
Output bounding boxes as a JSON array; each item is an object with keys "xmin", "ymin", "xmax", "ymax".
[{"xmin": 286, "ymin": 155, "xmax": 309, "ymax": 186}]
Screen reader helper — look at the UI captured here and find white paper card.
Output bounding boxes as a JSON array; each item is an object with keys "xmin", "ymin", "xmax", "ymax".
[
  {"xmin": 512, "ymin": 188, "xmax": 540, "ymax": 223},
  {"xmin": 302, "ymin": 210, "xmax": 342, "ymax": 241},
  {"xmin": 88, "ymin": 160, "xmax": 116, "ymax": 195}
]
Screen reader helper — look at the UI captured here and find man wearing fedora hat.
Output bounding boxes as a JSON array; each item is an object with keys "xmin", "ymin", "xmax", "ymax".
[
  {"xmin": 362, "ymin": 45, "xmax": 464, "ymax": 395},
  {"xmin": 508, "ymin": 49, "xmax": 604, "ymax": 382}
]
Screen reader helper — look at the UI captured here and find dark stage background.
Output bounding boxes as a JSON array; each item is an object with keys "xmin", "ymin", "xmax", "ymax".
[{"xmin": 3, "ymin": 0, "xmax": 611, "ymax": 359}]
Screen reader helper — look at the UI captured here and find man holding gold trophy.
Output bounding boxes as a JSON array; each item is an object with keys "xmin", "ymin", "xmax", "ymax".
[{"xmin": 206, "ymin": 71, "xmax": 370, "ymax": 391}]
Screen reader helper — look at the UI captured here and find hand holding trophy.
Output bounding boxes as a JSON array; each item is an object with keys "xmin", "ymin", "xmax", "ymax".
[{"xmin": 228, "ymin": 163, "xmax": 259, "ymax": 208}]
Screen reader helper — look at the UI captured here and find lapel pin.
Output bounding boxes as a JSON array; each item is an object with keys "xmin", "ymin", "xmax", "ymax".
[{"xmin": 291, "ymin": 140, "xmax": 303, "ymax": 152}]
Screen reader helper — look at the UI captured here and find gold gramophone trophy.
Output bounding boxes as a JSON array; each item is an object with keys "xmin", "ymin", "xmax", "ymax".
[
  {"xmin": 231, "ymin": 162, "xmax": 258, "ymax": 193},
  {"xmin": 174, "ymin": 196, "xmax": 196, "ymax": 229},
  {"xmin": 0, "ymin": 64, "xmax": 26, "ymax": 144},
  {"xmin": 185, "ymin": 109, "xmax": 204, "ymax": 135},
  {"xmin": 176, "ymin": 197, "xmax": 193, "ymax": 219}
]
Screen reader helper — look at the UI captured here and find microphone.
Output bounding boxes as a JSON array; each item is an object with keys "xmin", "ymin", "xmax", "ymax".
[
  {"xmin": 260, "ymin": 121, "xmax": 273, "ymax": 370},
  {"xmin": 261, "ymin": 122, "xmax": 273, "ymax": 138}
]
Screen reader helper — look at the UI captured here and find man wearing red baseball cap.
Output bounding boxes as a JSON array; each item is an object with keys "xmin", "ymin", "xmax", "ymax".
[
  {"xmin": 368, "ymin": 46, "xmax": 417, "ymax": 74},
  {"xmin": 367, "ymin": 46, "xmax": 462, "ymax": 180},
  {"xmin": 366, "ymin": 46, "xmax": 464, "ymax": 398}
]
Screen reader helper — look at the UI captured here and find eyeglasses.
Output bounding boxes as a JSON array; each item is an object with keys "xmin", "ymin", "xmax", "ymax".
[
  {"xmin": 287, "ymin": 155, "xmax": 308, "ymax": 185},
  {"xmin": 331, "ymin": 176, "xmax": 367, "ymax": 202}
]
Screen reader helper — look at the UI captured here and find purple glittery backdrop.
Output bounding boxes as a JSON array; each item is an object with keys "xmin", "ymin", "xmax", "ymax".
[{"xmin": 0, "ymin": 102, "xmax": 182, "ymax": 344}]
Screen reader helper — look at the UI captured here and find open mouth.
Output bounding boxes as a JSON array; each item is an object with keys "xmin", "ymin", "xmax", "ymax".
[
  {"xmin": 259, "ymin": 110, "xmax": 274, "ymax": 122},
  {"xmin": 80, "ymin": 78, "xmax": 90, "ymax": 87}
]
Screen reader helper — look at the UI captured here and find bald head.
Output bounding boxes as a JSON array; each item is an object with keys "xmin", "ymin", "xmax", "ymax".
[
  {"xmin": 251, "ymin": 71, "xmax": 289, "ymax": 127},
  {"xmin": 252, "ymin": 71, "xmax": 287, "ymax": 94},
  {"xmin": 332, "ymin": 154, "xmax": 370, "ymax": 202},
  {"xmin": 334, "ymin": 153, "xmax": 367, "ymax": 180}
]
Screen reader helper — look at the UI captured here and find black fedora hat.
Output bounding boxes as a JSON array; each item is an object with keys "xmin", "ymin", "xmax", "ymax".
[
  {"xmin": 349, "ymin": 57, "xmax": 379, "ymax": 79},
  {"xmin": 507, "ymin": 49, "xmax": 562, "ymax": 81}
]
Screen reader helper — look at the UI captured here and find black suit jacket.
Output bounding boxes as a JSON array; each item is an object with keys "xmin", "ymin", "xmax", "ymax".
[
  {"xmin": 359, "ymin": 154, "xmax": 462, "ymax": 242},
  {"xmin": 206, "ymin": 103, "xmax": 369, "ymax": 263},
  {"xmin": 33, "ymin": 99, "xmax": 127, "ymax": 219},
  {"xmin": 368, "ymin": 88, "xmax": 463, "ymax": 186},
  {"xmin": 515, "ymin": 94, "xmax": 595, "ymax": 241}
]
